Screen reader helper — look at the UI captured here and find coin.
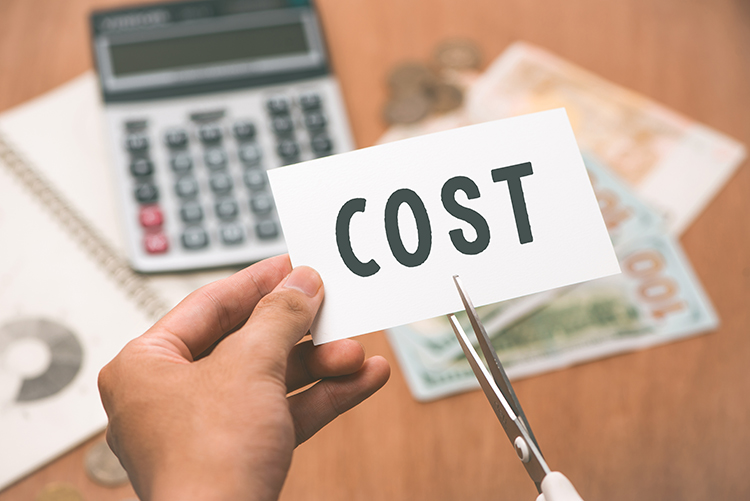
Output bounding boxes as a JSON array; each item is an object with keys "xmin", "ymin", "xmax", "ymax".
[
  {"xmin": 36, "ymin": 483, "xmax": 83, "ymax": 501},
  {"xmin": 434, "ymin": 39, "xmax": 482, "ymax": 70},
  {"xmin": 84, "ymin": 440, "xmax": 129, "ymax": 487},
  {"xmin": 428, "ymin": 82, "xmax": 464, "ymax": 113},
  {"xmin": 383, "ymin": 93, "xmax": 431, "ymax": 124},
  {"xmin": 387, "ymin": 62, "xmax": 437, "ymax": 94}
]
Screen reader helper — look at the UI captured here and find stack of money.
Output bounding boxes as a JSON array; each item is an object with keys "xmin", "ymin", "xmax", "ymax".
[
  {"xmin": 382, "ymin": 39, "xmax": 481, "ymax": 124},
  {"xmin": 383, "ymin": 42, "xmax": 745, "ymax": 402}
]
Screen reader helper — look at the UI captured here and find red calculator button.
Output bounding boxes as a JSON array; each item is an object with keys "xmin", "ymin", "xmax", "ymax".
[
  {"xmin": 144, "ymin": 232, "xmax": 169, "ymax": 254},
  {"xmin": 139, "ymin": 205, "xmax": 164, "ymax": 228}
]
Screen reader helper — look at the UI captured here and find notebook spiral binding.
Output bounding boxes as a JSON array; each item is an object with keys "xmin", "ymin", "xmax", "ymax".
[{"xmin": 0, "ymin": 131, "xmax": 170, "ymax": 321}]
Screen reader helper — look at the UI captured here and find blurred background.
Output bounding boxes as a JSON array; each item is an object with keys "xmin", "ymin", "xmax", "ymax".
[{"xmin": 0, "ymin": 0, "xmax": 749, "ymax": 500}]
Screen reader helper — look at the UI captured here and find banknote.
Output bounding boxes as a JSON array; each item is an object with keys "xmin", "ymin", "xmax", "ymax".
[
  {"xmin": 584, "ymin": 154, "xmax": 662, "ymax": 246},
  {"xmin": 386, "ymin": 156, "xmax": 717, "ymax": 401},
  {"xmin": 387, "ymin": 229, "xmax": 718, "ymax": 401},
  {"xmin": 466, "ymin": 42, "xmax": 746, "ymax": 235}
]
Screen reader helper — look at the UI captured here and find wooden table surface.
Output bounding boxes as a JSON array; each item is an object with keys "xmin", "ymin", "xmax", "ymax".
[{"xmin": 1, "ymin": 0, "xmax": 749, "ymax": 499}]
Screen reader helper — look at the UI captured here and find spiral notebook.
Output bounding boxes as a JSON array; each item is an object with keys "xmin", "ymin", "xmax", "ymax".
[{"xmin": 0, "ymin": 73, "xmax": 233, "ymax": 490}]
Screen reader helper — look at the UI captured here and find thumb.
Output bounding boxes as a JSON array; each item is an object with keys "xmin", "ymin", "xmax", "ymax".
[{"xmin": 221, "ymin": 266, "xmax": 324, "ymax": 375}]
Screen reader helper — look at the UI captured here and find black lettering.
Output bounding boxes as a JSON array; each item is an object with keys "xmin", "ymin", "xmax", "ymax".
[
  {"xmin": 441, "ymin": 176, "xmax": 490, "ymax": 255},
  {"xmin": 384, "ymin": 189, "xmax": 432, "ymax": 267},
  {"xmin": 336, "ymin": 198, "xmax": 380, "ymax": 277},
  {"xmin": 491, "ymin": 162, "xmax": 534, "ymax": 244}
]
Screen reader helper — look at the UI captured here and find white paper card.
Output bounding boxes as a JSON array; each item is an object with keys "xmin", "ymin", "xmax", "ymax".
[{"xmin": 268, "ymin": 109, "xmax": 620, "ymax": 344}]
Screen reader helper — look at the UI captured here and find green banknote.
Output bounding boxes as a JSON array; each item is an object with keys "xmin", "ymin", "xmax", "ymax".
[{"xmin": 387, "ymin": 158, "xmax": 718, "ymax": 401}]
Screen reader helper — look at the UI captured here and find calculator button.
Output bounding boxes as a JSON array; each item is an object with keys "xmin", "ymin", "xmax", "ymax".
[
  {"xmin": 126, "ymin": 133, "xmax": 149, "ymax": 152},
  {"xmin": 219, "ymin": 223, "xmax": 245, "ymax": 245},
  {"xmin": 134, "ymin": 183, "xmax": 159, "ymax": 203},
  {"xmin": 299, "ymin": 93, "xmax": 321, "ymax": 111},
  {"xmin": 215, "ymin": 199, "xmax": 239, "ymax": 220},
  {"xmin": 130, "ymin": 157, "xmax": 154, "ymax": 177},
  {"xmin": 266, "ymin": 96, "xmax": 289, "ymax": 115},
  {"xmin": 175, "ymin": 176, "xmax": 199, "ymax": 198},
  {"xmin": 304, "ymin": 111, "xmax": 327, "ymax": 131},
  {"xmin": 243, "ymin": 168, "xmax": 268, "ymax": 191},
  {"xmin": 276, "ymin": 139, "xmax": 300, "ymax": 160},
  {"xmin": 238, "ymin": 143, "xmax": 262, "ymax": 166},
  {"xmin": 233, "ymin": 121, "xmax": 256, "ymax": 141},
  {"xmin": 209, "ymin": 172, "xmax": 234, "ymax": 194},
  {"xmin": 255, "ymin": 219, "xmax": 279, "ymax": 240},
  {"xmin": 250, "ymin": 193, "xmax": 274, "ymax": 215},
  {"xmin": 311, "ymin": 134, "xmax": 333, "ymax": 155},
  {"xmin": 204, "ymin": 148, "xmax": 228, "ymax": 170},
  {"xmin": 139, "ymin": 205, "xmax": 164, "ymax": 228},
  {"xmin": 171, "ymin": 152, "xmax": 193, "ymax": 173},
  {"xmin": 164, "ymin": 129, "xmax": 188, "ymax": 148},
  {"xmin": 144, "ymin": 232, "xmax": 169, "ymax": 254},
  {"xmin": 272, "ymin": 115, "xmax": 294, "ymax": 136},
  {"xmin": 198, "ymin": 123, "xmax": 223, "ymax": 143},
  {"xmin": 180, "ymin": 201, "xmax": 204, "ymax": 223},
  {"xmin": 182, "ymin": 226, "xmax": 209, "ymax": 249}
]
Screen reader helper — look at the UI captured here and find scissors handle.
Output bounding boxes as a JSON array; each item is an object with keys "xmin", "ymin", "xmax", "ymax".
[{"xmin": 535, "ymin": 472, "xmax": 584, "ymax": 501}]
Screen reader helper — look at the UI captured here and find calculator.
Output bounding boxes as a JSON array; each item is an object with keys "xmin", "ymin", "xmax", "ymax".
[{"xmin": 90, "ymin": 0, "xmax": 354, "ymax": 273}]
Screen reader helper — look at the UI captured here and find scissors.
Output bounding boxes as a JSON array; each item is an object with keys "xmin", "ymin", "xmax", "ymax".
[{"xmin": 448, "ymin": 275, "xmax": 584, "ymax": 501}]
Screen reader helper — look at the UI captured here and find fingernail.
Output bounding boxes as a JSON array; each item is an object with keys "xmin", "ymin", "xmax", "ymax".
[{"xmin": 283, "ymin": 266, "xmax": 322, "ymax": 297}]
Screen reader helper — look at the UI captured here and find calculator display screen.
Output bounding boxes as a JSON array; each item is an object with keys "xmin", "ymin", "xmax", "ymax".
[
  {"xmin": 93, "ymin": 1, "xmax": 329, "ymax": 101},
  {"xmin": 109, "ymin": 22, "xmax": 309, "ymax": 76}
]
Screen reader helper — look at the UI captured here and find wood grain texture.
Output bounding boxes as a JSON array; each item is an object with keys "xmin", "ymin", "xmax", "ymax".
[{"xmin": 1, "ymin": 0, "xmax": 749, "ymax": 499}]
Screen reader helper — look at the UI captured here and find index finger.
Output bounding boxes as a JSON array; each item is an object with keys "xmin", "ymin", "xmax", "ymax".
[{"xmin": 152, "ymin": 254, "xmax": 292, "ymax": 359}]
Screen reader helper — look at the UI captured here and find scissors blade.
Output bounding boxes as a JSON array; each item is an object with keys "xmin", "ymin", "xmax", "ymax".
[
  {"xmin": 452, "ymin": 275, "xmax": 542, "ymax": 455},
  {"xmin": 448, "ymin": 314, "xmax": 550, "ymax": 492}
]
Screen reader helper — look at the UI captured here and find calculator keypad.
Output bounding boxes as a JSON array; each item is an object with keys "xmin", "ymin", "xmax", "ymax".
[
  {"xmin": 204, "ymin": 148, "xmax": 228, "ymax": 170},
  {"xmin": 182, "ymin": 226, "xmax": 209, "ymax": 249},
  {"xmin": 134, "ymin": 183, "xmax": 159, "ymax": 203},
  {"xmin": 144, "ymin": 232, "xmax": 169, "ymax": 254},
  {"xmin": 139, "ymin": 205, "xmax": 164, "ymax": 228},
  {"xmin": 118, "ymin": 83, "xmax": 348, "ymax": 270},
  {"xmin": 215, "ymin": 199, "xmax": 239, "ymax": 220},
  {"xmin": 180, "ymin": 202, "xmax": 203, "ymax": 223},
  {"xmin": 198, "ymin": 123, "xmax": 223, "ymax": 144},
  {"xmin": 130, "ymin": 158, "xmax": 154, "ymax": 177}
]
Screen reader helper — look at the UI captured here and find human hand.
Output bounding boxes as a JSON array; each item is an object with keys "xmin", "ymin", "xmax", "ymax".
[{"xmin": 98, "ymin": 255, "xmax": 390, "ymax": 501}]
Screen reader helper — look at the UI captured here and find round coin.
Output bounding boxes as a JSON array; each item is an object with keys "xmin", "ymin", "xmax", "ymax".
[
  {"xmin": 428, "ymin": 82, "xmax": 464, "ymax": 113},
  {"xmin": 434, "ymin": 39, "xmax": 482, "ymax": 70},
  {"xmin": 85, "ymin": 440, "xmax": 129, "ymax": 487},
  {"xmin": 36, "ymin": 483, "xmax": 83, "ymax": 501},
  {"xmin": 387, "ymin": 62, "xmax": 437, "ymax": 95},
  {"xmin": 383, "ymin": 93, "xmax": 431, "ymax": 124}
]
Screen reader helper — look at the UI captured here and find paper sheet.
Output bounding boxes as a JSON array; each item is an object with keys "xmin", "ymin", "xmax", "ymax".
[
  {"xmin": 269, "ymin": 109, "xmax": 620, "ymax": 343},
  {"xmin": 0, "ymin": 161, "xmax": 153, "ymax": 489},
  {"xmin": 0, "ymin": 72, "xmax": 232, "ymax": 489}
]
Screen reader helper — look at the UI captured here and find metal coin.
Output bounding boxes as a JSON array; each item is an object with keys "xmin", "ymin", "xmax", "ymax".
[
  {"xmin": 434, "ymin": 39, "xmax": 482, "ymax": 70},
  {"xmin": 84, "ymin": 440, "xmax": 129, "ymax": 487},
  {"xmin": 36, "ymin": 483, "xmax": 83, "ymax": 501},
  {"xmin": 428, "ymin": 82, "xmax": 464, "ymax": 113},
  {"xmin": 387, "ymin": 62, "xmax": 437, "ymax": 95},
  {"xmin": 383, "ymin": 93, "xmax": 431, "ymax": 124}
]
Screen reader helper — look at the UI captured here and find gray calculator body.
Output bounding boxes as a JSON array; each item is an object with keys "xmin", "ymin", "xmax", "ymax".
[{"xmin": 91, "ymin": 0, "xmax": 354, "ymax": 273}]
